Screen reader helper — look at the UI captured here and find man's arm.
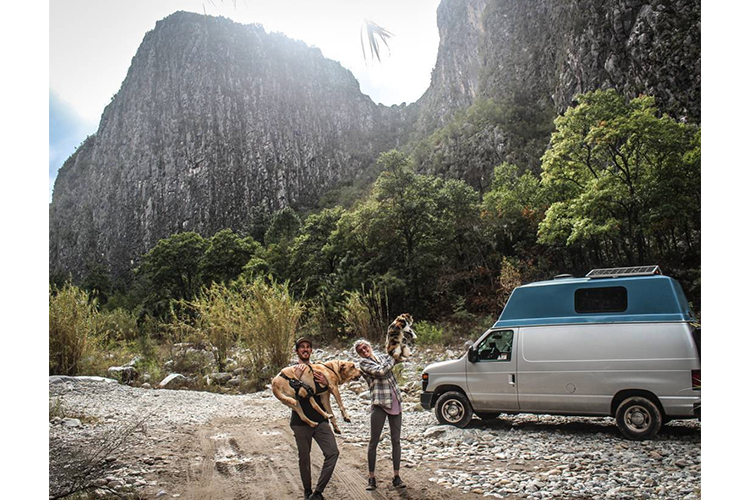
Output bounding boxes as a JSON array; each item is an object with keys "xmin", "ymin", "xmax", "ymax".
[{"xmin": 359, "ymin": 354, "xmax": 396, "ymax": 378}]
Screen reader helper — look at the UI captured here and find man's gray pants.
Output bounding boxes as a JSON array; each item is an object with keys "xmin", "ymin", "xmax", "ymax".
[{"xmin": 291, "ymin": 421, "xmax": 339, "ymax": 494}]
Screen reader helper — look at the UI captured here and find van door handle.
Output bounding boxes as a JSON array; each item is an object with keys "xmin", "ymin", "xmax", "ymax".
[{"xmin": 508, "ymin": 374, "xmax": 516, "ymax": 386}]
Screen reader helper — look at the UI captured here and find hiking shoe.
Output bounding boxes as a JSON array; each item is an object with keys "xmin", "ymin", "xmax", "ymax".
[
  {"xmin": 366, "ymin": 477, "xmax": 377, "ymax": 490},
  {"xmin": 304, "ymin": 489, "xmax": 313, "ymax": 499},
  {"xmin": 309, "ymin": 492, "xmax": 325, "ymax": 500},
  {"xmin": 392, "ymin": 476, "xmax": 406, "ymax": 488}
]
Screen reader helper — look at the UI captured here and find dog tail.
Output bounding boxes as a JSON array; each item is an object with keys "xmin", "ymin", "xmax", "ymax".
[{"xmin": 272, "ymin": 381, "xmax": 299, "ymax": 407}]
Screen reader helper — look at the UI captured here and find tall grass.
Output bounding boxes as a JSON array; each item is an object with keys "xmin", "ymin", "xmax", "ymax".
[
  {"xmin": 242, "ymin": 277, "xmax": 305, "ymax": 372},
  {"xmin": 172, "ymin": 276, "xmax": 304, "ymax": 375},
  {"xmin": 341, "ymin": 285, "xmax": 389, "ymax": 342},
  {"xmin": 174, "ymin": 282, "xmax": 246, "ymax": 372},
  {"xmin": 49, "ymin": 284, "xmax": 102, "ymax": 375}
]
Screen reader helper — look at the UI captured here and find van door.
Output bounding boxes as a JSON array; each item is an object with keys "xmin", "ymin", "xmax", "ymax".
[{"xmin": 466, "ymin": 329, "xmax": 519, "ymax": 411}]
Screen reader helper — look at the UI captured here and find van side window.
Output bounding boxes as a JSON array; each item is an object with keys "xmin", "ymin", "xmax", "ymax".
[
  {"xmin": 575, "ymin": 286, "xmax": 628, "ymax": 313},
  {"xmin": 477, "ymin": 330, "xmax": 513, "ymax": 361}
]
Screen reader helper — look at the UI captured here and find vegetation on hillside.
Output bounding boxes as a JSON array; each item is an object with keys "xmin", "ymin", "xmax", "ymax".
[{"xmin": 51, "ymin": 90, "xmax": 700, "ymax": 386}]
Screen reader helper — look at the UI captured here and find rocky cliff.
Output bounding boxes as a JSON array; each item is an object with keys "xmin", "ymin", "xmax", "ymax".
[
  {"xmin": 50, "ymin": 12, "xmax": 412, "ymax": 281},
  {"xmin": 411, "ymin": 0, "xmax": 700, "ymax": 187},
  {"xmin": 50, "ymin": 1, "xmax": 700, "ymax": 282}
]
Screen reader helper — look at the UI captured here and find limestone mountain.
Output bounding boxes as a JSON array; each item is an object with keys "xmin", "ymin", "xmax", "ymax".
[
  {"xmin": 49, "ymin": 1, "xmax": 700, "ymax": 283},
  {"xmin": 50, "ymin": 11, "xmax": 413, "ymax": 281}
]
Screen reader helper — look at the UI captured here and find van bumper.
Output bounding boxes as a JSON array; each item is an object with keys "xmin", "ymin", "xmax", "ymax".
[{"xmin": 420, "ymin": 392, "xmax": 434, "ymax": 410}]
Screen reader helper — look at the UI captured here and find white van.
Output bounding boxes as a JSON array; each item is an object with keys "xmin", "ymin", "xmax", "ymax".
[{"xmin": 420, "ymin": 266, "xmax": 701, "ymax": 440}]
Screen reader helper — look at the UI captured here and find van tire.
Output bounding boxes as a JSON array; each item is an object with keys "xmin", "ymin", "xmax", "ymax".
[
  {"xmin": 435, "ymin": 391, "xmax": 473, "ymax": 428},
  {"xmin": 615, "ymin": 396, "xmax": 663, "ymax": 440}
]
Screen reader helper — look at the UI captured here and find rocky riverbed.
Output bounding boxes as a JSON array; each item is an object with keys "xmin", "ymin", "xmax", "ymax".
[{"xmin": 49, "ymin": 346, "xmax": 700, "ymax": 499}]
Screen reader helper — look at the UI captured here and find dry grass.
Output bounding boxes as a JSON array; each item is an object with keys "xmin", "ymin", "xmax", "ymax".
[{"xmin": 49, "ymin": 284, "xmax": 102, "ymax": 376}]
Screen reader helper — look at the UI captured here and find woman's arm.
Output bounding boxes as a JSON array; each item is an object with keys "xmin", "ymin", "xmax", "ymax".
[{"xmin": 359, "ymin": 354, "xmax": 395, "ymax": 378}]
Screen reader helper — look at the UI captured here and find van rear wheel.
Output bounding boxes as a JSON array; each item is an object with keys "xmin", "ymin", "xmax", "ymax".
[
  {"xmin": 615, "ymin": 396, "xmax": 662, "ymax": 440},
  {"xmin": 435, "ymin": 391, "xmax": 473, "ymax": 428}
]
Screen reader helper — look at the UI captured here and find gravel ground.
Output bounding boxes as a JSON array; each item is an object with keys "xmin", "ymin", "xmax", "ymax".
[{"xmin": 49, "ymin": 347, "xmax": 700, "ymax": 499}]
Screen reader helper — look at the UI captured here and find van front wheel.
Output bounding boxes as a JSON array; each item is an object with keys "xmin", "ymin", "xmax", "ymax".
[
  {"xmin": 615, "ymin": 396, "xmax": 663, "ymax": 440},
  {"xmin": 435, "ymin": 391, "xmax": 473, "ymax": 428}
]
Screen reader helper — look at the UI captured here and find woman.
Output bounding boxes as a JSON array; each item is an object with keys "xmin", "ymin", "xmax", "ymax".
[{"xmin": 354, "ymin": 339, "xmax": 406, "ymax": 490}]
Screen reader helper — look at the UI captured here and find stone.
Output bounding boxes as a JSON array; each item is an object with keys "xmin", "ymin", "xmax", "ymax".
[
  {"xmin": 159, "ymin": 373, "xmax": 188, "ymax": 389},
  {"xmin": 423, "ymin": 426, "xmax": 448, "ymax": 438},
  {"xmin": 62, "ymin": 418, "xmax": 81, "ymax": 427},
  {"xmin": 107, "ymin": 366, "xmax": 139, "ymax": 384},
  {"xmin": 208, "ymin": 372, "xmax": 233, "ymax": 385}
]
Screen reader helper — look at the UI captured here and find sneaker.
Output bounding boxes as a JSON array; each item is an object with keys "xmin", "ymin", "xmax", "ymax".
[
  {"xmin": 366, "ymin": 477, "xmax": 377, "ymax": 490},
  {"xmin": 309, "ymin": 492, "xmax": 325, "ymax": 500},
  {"xmin": 304, "ymin": 490, "xmax": 313, "ymax": 499},
  {"xmin": 392, "ymin": 476, "xmax": 406, "ymax": 488}
]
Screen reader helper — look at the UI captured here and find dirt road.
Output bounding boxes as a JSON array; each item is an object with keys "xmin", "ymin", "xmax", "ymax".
[{"xmin": 147, "ymin": 416, "xmax": 467, "ymax": 500}]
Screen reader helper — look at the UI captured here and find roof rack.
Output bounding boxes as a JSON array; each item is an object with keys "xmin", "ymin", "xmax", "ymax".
[{"xmin": 586, "ymin": 265, "xmax": 661, "ymax": 279}]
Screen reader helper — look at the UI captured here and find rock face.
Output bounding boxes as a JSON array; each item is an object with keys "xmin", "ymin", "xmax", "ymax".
[
  {"xmin": 49, "ymin": 1, "xmax": 700, "ymax": 281},
  {"xmin": 49, "ymin": 11, "xmax": 412, "ymax": 281},
  {"xmin": 418, "ymin": 0, "xmax": 700, "ymax": 132}
]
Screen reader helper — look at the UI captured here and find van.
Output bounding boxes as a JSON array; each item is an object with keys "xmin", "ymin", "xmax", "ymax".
[{"xmin": 419, "ymin": 266, "xmax": 701, "ymax": 440}]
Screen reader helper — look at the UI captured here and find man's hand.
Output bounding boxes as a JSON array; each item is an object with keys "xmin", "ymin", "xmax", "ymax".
[{"xmin": 313, "ymin": 370, "xmax": 328, "ymax": 387}]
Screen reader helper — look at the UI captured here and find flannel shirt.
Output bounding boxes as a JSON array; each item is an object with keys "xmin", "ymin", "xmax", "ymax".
[{"xmin": 359, "ymin": 352, "xmax": 402, "ymax": 411}]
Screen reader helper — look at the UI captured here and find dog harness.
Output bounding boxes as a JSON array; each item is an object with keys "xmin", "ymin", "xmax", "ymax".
[{"xmin": 279, "ymin": 365, "xmax": 326, "ymax": 399}]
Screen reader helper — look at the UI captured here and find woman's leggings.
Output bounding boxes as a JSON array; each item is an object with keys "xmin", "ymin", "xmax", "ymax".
[{"xmin": 368, "ymin": 405, "xmax": 402, "ymax": 473}]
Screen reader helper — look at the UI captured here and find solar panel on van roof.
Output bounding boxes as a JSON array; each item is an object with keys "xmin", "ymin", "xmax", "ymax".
[{"xmin": 586, "ymin": 266, "xmax": 661, "ymax": 278}]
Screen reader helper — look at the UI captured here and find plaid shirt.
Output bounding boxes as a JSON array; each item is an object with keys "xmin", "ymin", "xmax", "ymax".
[{"xmin": 359, "ymin": 352, "xmax": 402, "ymax": 411}]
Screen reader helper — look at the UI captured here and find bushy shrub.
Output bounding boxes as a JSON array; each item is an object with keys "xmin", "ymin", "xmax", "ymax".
[
  {"xmin": 49, "ymin": 284, "xmax": 102, "ymax": 375},
  {"xmin": 414, "ymin": 320, "xmax": 445, "ymax": 346},
  {"xmin": 97, "ymin": 308, "xmax": 139, "ymax": 342}
]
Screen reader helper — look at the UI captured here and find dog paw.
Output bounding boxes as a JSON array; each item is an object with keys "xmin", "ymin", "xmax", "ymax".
[
  {"xmin": 333, "ymin": 427, "xmax": 342, "ymax": 435},
  {"xmin": 343, "ymin": 417, "xmax": 351, "ymax": 423}
]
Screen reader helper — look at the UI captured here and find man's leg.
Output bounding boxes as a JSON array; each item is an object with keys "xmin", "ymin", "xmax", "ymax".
[
  {"xmin": 312, "ymin": 421, "xmax": 339, "ymax": 493},
  {"xmin": 292, "ymin": 425, "xmax": 314, "ymax": 496}
]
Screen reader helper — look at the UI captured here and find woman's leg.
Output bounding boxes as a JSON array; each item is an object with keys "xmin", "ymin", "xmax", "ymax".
[
  {"xmin": 387, "ymin": 412, "xmax": 402, "ymax": 474},
  {"xmin": 368, "ymin": 406, "xmax": 387, "ymax": 475}
]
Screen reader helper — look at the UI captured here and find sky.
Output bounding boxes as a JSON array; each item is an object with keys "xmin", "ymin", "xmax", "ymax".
[{"xmin": 48, "ymin": 0, "xmax": 442, "ymax": 200}]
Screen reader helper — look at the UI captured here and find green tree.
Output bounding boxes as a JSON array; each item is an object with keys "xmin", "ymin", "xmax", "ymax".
[
  {"xmin": 483, "ymin": 162, "xmax": 545, "ymax": 257},
  {"xmin": 264, "ymin": 207, "xmax": 301, "ymax": 245},
  {"xmin": 200, "ymin": 229, "xmax": 259, "ymax": 285},
  {"xmin": 135, "ymin": 232, "xmax": 208, "ymax": 318},
  {"xmin": 538, "ymin": 90, "xmax": 700, "ymax": 267}
]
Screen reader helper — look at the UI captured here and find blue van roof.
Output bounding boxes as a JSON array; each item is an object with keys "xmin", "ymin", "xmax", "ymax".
[{"xmin": 492, "ymin": 275, "xmax": 694, "ymax": 328}]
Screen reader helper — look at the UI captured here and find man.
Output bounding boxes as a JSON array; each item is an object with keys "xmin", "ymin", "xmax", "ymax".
[
  {"xmin": 354, "ymin": 339, "xmax": 406, "ymax": 490},
  {"xmin": 290, "ymin": 337, "xmax": 339, "ymax": 500}
]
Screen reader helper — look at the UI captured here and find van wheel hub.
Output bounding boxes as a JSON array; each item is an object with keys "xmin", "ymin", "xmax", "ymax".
[
  {"xmin": 625, "ymin": 406, "xmax": 649, "ymax": 429},
  {"xmin": 441, "ymin": 400, "xmax": 465, "ymax": 422}
]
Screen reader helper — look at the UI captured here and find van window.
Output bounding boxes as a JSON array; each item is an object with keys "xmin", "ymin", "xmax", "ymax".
[
  {"xmin": 477, "ymin": 330, "xmax": 513, "ymax": 361},
  {"xmin": 575, "ymin": 286, "xmax": 627, "ymax": 313}
]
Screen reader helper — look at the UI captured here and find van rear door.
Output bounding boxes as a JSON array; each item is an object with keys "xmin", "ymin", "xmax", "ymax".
[{"xmin": 466, "ymin": 329, "xmax": 519, "ymax": 411}]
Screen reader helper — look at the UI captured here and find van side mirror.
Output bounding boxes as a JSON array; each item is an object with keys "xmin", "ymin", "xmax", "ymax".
[
  {"xmin": 467, "ymin": 346, "xmax": 478, "ymax": 363},
  {"xmin": 464, "ymin": 341, "xmax": 473, "ymax": 352}
]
